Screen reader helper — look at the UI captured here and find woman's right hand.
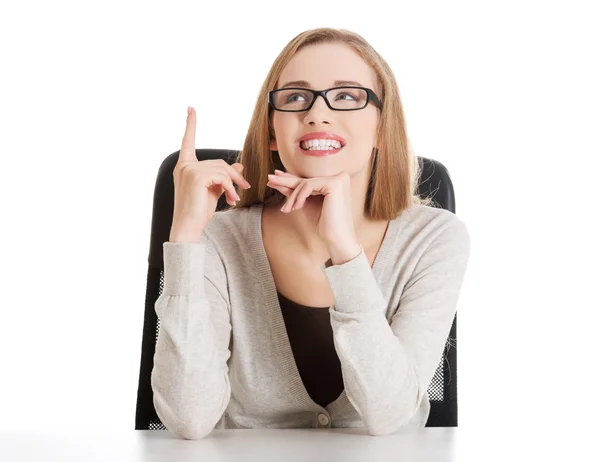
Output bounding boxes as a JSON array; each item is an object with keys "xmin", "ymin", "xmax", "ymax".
[{"xmin": 170, "ymin": 106, "xmax": 251, "ymax": 242}]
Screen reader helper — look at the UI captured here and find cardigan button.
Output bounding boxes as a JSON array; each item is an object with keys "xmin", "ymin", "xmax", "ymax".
[{"xmin": 318, "ymin": 413, "xmax": 330, "ymax": 426}]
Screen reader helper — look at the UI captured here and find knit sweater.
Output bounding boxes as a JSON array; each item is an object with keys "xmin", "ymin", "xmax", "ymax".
[{"xmin": 150, "ymin": 202, "xmax": 471, "ymax": 439}]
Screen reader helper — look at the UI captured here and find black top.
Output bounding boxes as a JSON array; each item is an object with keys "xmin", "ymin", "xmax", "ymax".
[{"xmin": 277, "ymin": 290, "xmax": 345, "ymax": 408}]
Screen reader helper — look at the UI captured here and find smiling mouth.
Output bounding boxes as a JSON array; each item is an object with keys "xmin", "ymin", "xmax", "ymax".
[
  {"xmin": 299, "ymin": 141, "xmax": 346, "ymax": 154},
  {"xmin": 299, "ymin": 145, "xmax": 344, "ymax": 156}
]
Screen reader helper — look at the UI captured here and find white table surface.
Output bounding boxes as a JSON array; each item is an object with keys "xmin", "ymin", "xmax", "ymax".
[{"xmin": 0, "ymin": 427, "xmax": 457, "ymax": 461}]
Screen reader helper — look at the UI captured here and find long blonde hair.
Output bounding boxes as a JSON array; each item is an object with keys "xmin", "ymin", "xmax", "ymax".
[{"xmin": 233, "ymin": 27, "xmax": 433, "ymax": 218}]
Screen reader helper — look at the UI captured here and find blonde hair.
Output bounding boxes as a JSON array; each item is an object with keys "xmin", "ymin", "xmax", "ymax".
[{"xmin": 233, "ymin": 27, "xmax": 433, "ymax": 218}]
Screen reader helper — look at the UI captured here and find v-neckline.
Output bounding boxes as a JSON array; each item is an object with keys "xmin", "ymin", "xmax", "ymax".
[{"xmin": 248, "ymin": 202, "xmax": 403, "ymax": 416}]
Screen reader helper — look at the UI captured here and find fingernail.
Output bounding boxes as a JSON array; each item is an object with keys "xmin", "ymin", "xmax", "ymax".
[
  {"xmin": 235, "ymin": 193, "xmax": 241, "ymax": 201},
  {"xmin": 187, "ymin": 106, "xmax": 191, "ymax": 114}
]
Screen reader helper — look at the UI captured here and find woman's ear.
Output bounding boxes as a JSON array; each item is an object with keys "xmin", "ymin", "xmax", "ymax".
[{"xmin": 269, "ymin": 137, "xmax": 278, "ymax": 151}]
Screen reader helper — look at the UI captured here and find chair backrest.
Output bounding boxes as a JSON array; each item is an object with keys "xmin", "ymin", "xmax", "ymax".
[{"xmin": 135, "ymin": 149, "xmax": 459, "ymax": 430}]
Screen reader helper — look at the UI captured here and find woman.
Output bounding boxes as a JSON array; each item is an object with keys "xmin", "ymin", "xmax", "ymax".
[{"xmin": 152, "ymin": 28, "xmax": 471, "ymax": 439}]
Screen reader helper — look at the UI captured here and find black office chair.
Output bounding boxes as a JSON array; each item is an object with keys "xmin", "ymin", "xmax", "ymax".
[{"xmin": 135, "ymin": 149, "xmax": 459, "ymax": 430}]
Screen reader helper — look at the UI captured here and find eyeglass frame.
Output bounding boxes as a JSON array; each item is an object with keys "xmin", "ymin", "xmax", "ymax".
[{"xmin": 268, "ymin": 86, "xmax": 383, "ymax": 112}]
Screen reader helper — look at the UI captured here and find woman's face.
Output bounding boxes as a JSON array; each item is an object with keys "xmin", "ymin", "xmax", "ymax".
[{"xmin": 269, "ymin": 42, "xmax": 380, "ymax": 180}]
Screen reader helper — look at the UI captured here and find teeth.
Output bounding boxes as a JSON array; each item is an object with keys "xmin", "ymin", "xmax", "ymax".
[
  {"xmin": 301, "ymin": 139, "xmax": 342, "ymax": 150},
  {"xmin": 306, "ymin": 145, "xmax": 338, "ymax": 151}
]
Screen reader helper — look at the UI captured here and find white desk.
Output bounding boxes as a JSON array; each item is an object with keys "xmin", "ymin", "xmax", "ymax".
[{"xmin": 0, "ymin": 428, "xmax": 457, "ymax": 461}]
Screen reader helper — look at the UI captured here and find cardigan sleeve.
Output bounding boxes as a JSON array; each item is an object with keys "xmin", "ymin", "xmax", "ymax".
[
  {"xmin": 321, "ymin": 217, "xmax": 471, "ymax": 436},
  {"xmin": 151, "ymin": 238, "xmax": 233, "ymax": 440}
]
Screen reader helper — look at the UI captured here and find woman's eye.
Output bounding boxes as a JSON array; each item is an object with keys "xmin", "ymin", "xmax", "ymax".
[
  {"xmin": 287, "ymin": 93, "xmax": 308, "ymax": 102},
  {"xmin": 337, "ymin": 92, "xmax": 357, "ymax": 101}
]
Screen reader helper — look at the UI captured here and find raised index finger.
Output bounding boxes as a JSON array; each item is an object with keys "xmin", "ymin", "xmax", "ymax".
[{"xmin": 178, "ymin": 106, "xmax": 197, "ymax": 163}]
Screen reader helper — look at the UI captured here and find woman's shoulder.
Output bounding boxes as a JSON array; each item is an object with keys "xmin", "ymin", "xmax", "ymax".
[
  {"xmin": 201, "ymin": 203, "xmax": 261, "ymax": 255},
  {"xmin": 394, "ymin": 203, "xmax": 469, "ymax": 253},
  {"xmin": 206, "ymin": 203, "xmax": 256, "ymax": 230},
  {"xmin": 403, "ymin": 203, "xmax": 468, "ymax": 231}
]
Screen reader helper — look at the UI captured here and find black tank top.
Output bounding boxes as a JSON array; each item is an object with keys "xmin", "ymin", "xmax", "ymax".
[{"xmin": 277, "ymin": 290, "xmax": 345, "ymax": 408}]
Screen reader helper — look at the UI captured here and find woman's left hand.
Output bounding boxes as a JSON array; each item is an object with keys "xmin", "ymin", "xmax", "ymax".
[{"xmin": 266, "ymin": 169, "xmax": 361, "ymax": 261}]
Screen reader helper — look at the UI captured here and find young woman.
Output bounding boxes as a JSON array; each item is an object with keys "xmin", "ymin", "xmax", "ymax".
[{"xmin": 152, "ymin": 28, "xmax": 471, "ymax": 439}]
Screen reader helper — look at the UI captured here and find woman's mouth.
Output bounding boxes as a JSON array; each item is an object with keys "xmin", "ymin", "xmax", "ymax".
[{"xmin": 298, "ymin": 140, "xmax": 345, "ymax": 157}]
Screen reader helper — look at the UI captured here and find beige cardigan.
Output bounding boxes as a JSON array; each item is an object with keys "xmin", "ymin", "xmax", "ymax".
[{"xmin": 151, "ymin": 202, "xmax": 471, "ymax": 439}]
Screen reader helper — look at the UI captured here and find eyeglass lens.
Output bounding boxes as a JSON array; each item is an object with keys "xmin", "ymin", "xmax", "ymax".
[{"xmin": 273, "ymin": 87, "xmax": 368, "ymax": 111}]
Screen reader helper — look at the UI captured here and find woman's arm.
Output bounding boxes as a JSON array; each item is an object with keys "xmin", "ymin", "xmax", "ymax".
[
  {"xmin": 322, "ymin": 217, "xmax": 471, "ymax": 436},
  {"xmin": 151, "ymin": 239, "xmax": 232, "ymax": 440}
]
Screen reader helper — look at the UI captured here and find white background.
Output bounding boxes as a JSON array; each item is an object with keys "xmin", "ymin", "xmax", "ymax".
[{"xmin": 1, "ymin": 0, "xmax": 598, "ymax": 458}]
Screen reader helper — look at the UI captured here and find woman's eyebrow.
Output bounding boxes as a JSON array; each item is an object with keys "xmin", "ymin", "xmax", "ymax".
[{"xmin": 280, "ymin": 80, "xmax": 364, "ymax": 89}]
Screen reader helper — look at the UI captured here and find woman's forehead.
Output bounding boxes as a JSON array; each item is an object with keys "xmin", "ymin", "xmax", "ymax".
[{"xmin": 277, "ymin": 43, "xmax": 376, "ymax": 90}]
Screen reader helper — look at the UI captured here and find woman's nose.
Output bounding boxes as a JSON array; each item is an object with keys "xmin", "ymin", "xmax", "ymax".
[{"xmin": 303, "ymin": 95, "xmax": 332, "ymax": 124}]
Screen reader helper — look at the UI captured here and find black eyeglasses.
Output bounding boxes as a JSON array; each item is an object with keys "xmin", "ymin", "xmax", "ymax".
[{"xmin": 268, "ymin": 86, "xmax": 383, "ymax": 112}]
